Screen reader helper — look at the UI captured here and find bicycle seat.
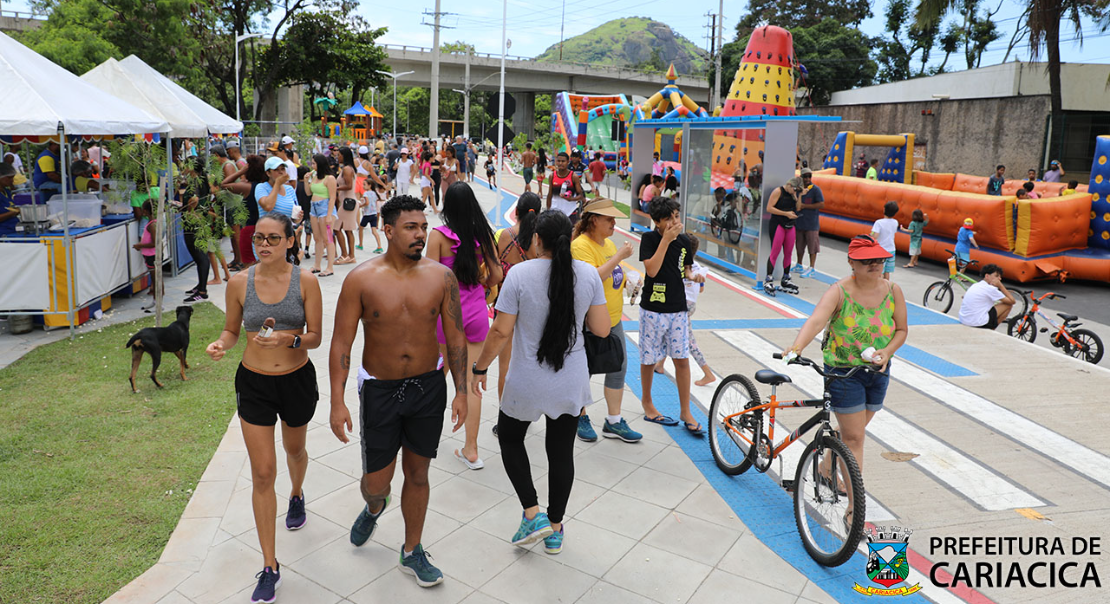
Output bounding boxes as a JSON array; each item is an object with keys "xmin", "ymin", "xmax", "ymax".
[
  {"xmin": 1057, "ymin": 313, "xmax": 1078, "ymax": 322},
  {"xmin": 755, "ymin": 369, "xmax": 792, "ymax": 386}
]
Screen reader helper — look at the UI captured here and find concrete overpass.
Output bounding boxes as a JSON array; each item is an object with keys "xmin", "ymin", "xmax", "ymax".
[{"xmin": 383, "ymin": 44, "xmax": 712, "ymax": 137}]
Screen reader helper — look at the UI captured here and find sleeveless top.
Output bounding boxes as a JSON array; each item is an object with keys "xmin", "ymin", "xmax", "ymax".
[
  {"xmin": 495, "ymin": 226, "xmax": 526, "ymax": 278},
  {"xmin": 823, "ymin": 284, "xmax": 896, "ymax": 367},
  {"xmin": 309, "ymin": 174, "xmax": 329, "ymax": 200},
  {"xmin": 435, "ymin": 225, "xmax": 486, "ymax": 306},
  {"xmin": 242, "ymin": 266, "xmax": 305, "ymax": 332},
  {"xmin": 140, "ymin": 219, "xmax": 157, "ymax": 257}
]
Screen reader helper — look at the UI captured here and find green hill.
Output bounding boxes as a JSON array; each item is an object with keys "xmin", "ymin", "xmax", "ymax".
[{"xmin": 535, "ymin": 17, "xmax": 708, "ymax": 75}]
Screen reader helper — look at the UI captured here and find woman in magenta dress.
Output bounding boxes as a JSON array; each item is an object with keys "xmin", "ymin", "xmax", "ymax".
[{"xmin": 426, "ymin": 182, "xmax": 503, "ymax": 469}]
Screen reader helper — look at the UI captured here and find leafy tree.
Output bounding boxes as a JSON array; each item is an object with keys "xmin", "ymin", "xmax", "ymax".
[
  {"xmin": 259, "ymin": 10, "xmax": 388, "ymax": 122},
  {"xmin": 718, "ymin": 18, "xmax": 877, "ymax": 106},
  {"xmin": 874, "ymin": 0, "xmax": 958, "ymax": 82},
  {"xmin": 17, "ymin": 0, "xmax": 118, "ymax": 75},
  {"xmin": 441, "ymin": 41, "xmax": 475, "ymax": 53},
  {"xmin": 737, "ymin": 0, "xmax": 874, "ymax": 31}
]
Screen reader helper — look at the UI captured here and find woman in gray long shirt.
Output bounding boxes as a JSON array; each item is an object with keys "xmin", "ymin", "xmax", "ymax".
[{"xmin": 471, "ymin": 210, "xmax": 611, "ymax": 555}]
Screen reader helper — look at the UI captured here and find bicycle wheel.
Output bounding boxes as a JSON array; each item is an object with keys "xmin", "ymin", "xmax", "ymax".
[
  {"xmin": 1015, "ymin": 291, "xmax": 1030, "ymax": 319},
  {"xmin": 1007, "ymin": 315, "xmax": 1037, "ymax": 343},
  {"xmin": 793, "ymin": 434, "xmax": 866, "ymax": 567},
  {"xmin": 709, "ymin": 374, "xmax": 762, "ymax": 476},
  {"xmin": 1068, "ymin": 329, "xmax": 1104, "ymax": 364},
  {"xmin": 922, "ymin": 281, "xmax": 954, "ymax": 313}
]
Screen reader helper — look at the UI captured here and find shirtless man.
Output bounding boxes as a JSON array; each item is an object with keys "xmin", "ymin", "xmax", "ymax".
[
  {"xmin": 329, "ymin": 195, "xmax": 468, "ymax": 588},
  {"xmin": 520, "ymin": 142, "xmax": 537, "ymax": 193}
]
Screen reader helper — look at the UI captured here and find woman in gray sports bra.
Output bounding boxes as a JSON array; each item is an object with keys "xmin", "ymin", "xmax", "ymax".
[{"xmin": 204, "ymin": 213, "xmax": 323, "ymax": 602}]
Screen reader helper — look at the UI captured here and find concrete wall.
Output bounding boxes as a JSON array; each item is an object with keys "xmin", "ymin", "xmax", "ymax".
[
  {"xmin": 797, "ymin": 96, "xmax": 1051, "ymax": 178},
  {"xmin": 0, "ymin": 15, "xmax": 43, "ymax": 33},
  {"xmin": 830, "ymin": 62, "xmax": 1110, "ymax": 112}
]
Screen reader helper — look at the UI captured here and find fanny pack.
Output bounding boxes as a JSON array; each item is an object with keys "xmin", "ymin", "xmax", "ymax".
[{"xmin": 342, "ymin": 197, "xmax": 357, "ymax": 212}]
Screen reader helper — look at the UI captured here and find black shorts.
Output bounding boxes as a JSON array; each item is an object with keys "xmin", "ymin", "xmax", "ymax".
[
  {"xmin": 359, "ymin": 369, "xmax": 447, "ymax": 473},
  {"xmin": 143, "ymin": 255, "xmax": 155, "ymax": 270},
  {"xmin": 360, "ymin": 214, "xmax": 378, "ymax": 228},
  {"xmin": 235, "ymin": 361, "xmax": 319, "ymax": 427},
  {"xmin": 977, "ymin": 306, "xmax": 1000, "ymax": 330}
]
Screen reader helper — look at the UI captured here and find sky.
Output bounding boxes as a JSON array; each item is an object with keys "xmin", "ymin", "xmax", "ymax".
[{"xmin": 8, "ymin": 0, "xmax": 1110, "ymax": 68}]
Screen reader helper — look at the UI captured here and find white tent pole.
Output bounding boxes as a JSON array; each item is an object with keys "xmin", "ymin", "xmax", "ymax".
[{"xmin": 59, "ymin": 123, "xmax": 76, "ymax": 339}]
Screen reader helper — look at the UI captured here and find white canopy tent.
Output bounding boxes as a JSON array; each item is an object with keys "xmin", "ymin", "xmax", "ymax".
[
  {"xmin": 0, "ymin": 32, "xmax": 169, "ymax": 136},
  {"xmin": 81, "ymin": 57, "xmax": 210, "ymax": 138},
  {"xmin": 0, "ymin": 32, "xmax": 171, "ymax": 334},
  {"xmin": 120, "ymin": 55, "xmax": 243, "ymax": 135}
]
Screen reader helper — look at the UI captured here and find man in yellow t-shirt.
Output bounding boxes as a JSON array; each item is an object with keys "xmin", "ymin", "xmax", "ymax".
[
  {"xmin": 33, "ymin": 142, "xmax": 63, "ymax": 198},
  {"xmin": 569, "ymin": 198, "xmax": 642, "ymax": 444}
]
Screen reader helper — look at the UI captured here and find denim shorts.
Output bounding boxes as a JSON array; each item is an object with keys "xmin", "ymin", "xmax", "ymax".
[
  {"xmin": 310, "ymin": 199, "xmax": 329, "ymax": 218},
  {"xmin": 824, "ymin": 363, "xmax": 891, "ymax": 415}
]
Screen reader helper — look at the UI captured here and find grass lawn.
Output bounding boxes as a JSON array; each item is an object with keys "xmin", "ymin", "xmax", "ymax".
[
  {"xmin": 612, "ymin": 199, "xmax": 631, "ymax": 217},
  {"xmin": 0, "ymin": 302, "xmax": 240, "ymax": 604}
]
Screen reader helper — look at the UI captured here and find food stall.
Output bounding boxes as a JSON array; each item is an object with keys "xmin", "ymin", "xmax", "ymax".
[{"xmin": 0, "ymin": 32, "xmax": 171, "ymax": 335}]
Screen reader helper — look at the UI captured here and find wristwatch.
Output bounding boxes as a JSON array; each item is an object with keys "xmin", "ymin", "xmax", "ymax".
[
  {"xmin": 288, "ymin": 335, "xmax": 301, "ymax": 349},
  {"xmin": 471, "ymin": 362, "xmax": 488, "ymax": 375}
]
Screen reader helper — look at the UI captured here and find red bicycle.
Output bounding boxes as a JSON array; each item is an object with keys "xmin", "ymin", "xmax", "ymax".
[{"xmin": 1008, "ymin": 290, "xmax": 1104, "ymax": 364}]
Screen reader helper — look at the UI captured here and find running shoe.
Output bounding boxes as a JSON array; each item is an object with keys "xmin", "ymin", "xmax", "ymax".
[
  {"xmin": 576, "ymin": 415, "xmax": 598, "ymax": 442},
  {"xmin": 373, "ymin": 247, "xmax": 383, "ymax": 253},
  {"xmin": 398, "ymin": 544, "xmax": 444, "ymax": 587},
  {"xmin": 802, "ymin": 267, "xmax": 816, "ymax": 278},
  {"xmin": 285, "ymin": 493, "xmax": 306, "ymax": 530},
  {"xmin": 184, "ymin": 292, "xmax": 208, "ymax": 303},
  {"xmin": 250, "ymin": 564, "xmax": 281, "ymax": 604},
  {"xmin": 350, "ymin": 495, "xmax": 390, "ymax": 546},
  {"xmin": 356, "ymin": 245, "xmax": 364, "ymax": 250},
  {"xmin": 511, "ymin": 511, "xmax": 554, "ymax": 546},
  {"xmin": 601, "ymin": 418, "xmax": 642, "ymax": 443},
  {"xmin": 791, "ymin": 265, "xmax": 804, "ymax": 273},
  {"xmin": 543, "ymin": 525, "xmax": 564, "ymax": 554}
]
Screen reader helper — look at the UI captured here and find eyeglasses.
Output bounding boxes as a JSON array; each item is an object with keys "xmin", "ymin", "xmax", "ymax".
[
  {"xmin": 251, "ymin": 233, "xmax": 285, "ymax": 246},
  {"xmin": 855, "ymin": 258, "xmax": 886, "ymax": 266}
]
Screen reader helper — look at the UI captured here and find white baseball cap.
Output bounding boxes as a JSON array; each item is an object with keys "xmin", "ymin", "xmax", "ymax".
[
  {"xmin": 281, "ymin": 135, "xmax": 295, "ymax": 145},
  {"xmin": 358, "ymin": 145, "xmax": 369, "ymax": 154},
  {"xmin": 400, "ymin": 147, "xmax": 410, "ymax": 154}
]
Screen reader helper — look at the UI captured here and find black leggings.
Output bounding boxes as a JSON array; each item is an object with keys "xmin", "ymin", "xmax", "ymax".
[
  {"xmin": 183, "ymin": 232, "xmax": 210, "ymax": 293},
  {"xmin": 432, "ymin": 174, "xmax": 442, "ymax": 207},
  {"xmin": 497, "ymin": 410, "xmax": 577, "ymax": 524}
]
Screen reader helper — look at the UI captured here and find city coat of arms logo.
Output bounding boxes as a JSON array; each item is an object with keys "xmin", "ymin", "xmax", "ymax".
[{"xmin": 854, "ymin": 526, "xmax": 923, "ymax": 596}]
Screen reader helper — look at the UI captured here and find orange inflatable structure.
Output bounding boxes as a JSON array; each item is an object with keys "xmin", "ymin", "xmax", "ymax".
[{"xmin": 813, "ymin": 168, "xmax": 1107, "ymax": 283}]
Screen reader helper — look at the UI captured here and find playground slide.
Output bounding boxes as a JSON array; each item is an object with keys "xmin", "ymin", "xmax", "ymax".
[{"xmin": 586, "ymin": 115, "xmax": 618, "ymax": 153}]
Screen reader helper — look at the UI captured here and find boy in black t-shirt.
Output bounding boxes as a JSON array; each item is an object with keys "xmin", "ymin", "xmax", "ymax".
[{"xmin": 638, "ymin": 198, "xmax": 705, "ymax": 435}]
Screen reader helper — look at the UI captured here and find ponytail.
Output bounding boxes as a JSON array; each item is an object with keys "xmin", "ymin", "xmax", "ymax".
[
  {"xmin": 514, "ymin": 192, "xmax": 542, "ymax": 251},
  {"xmin": 535, "ymin": 210, "xmax": 577, "ymax": 371}
]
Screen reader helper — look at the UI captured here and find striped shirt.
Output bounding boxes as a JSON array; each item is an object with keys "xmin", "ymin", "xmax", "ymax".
[{"xmin": 254, "ymin": 182, "xmax": 297, "ymax": 218}]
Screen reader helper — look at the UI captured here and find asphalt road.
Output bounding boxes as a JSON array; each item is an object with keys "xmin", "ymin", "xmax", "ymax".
[{"xmin": 818, "ymin": 236, "xmax": 1110, "ymax": 326}]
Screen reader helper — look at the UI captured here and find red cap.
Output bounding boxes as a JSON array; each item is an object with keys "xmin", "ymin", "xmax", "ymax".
[{"xmin": 848, "ymin": 235, "xmax": 893, "ymax": 260}]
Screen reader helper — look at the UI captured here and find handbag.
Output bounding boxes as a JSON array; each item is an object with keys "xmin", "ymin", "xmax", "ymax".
[
  {"xmin": 584, "ymin": 324, "xmax": 623, "ymax": 375},
  {"xmin": 342, "ymin": 197, "xmax": 357, "ymax": 212}
]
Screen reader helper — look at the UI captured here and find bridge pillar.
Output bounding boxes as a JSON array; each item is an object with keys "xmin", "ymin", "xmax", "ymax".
[{"xmin": 516, "ymin": 92, "xmax": 535, "ymax": 140}]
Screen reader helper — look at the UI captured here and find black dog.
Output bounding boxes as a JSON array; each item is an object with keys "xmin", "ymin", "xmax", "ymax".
[{"xmin": 125, "ymin": 305, "xmax": 193, "ymax": 392}]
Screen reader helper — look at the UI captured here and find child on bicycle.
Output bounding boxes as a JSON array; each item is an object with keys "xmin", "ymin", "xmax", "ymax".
[
  {"xmin": 782, "ymin": 235, "xmax": 908, "ymax": 500},
  {"xmin": 955, "ymin": 218, "xmax": 979, "ymax": 267}
]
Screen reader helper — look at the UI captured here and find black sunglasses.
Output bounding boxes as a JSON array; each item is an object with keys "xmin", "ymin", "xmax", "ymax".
[{"xmin": 855, "ymin": 257, "xmax": 886, "ymax": 266}]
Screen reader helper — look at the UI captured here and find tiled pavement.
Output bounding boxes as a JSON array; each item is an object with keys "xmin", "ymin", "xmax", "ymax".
[{"xmin": 101, "ymin": 180, "xmax": 838, "ymax": 604}]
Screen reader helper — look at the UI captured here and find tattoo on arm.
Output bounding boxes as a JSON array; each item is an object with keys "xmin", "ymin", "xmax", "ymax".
[
  {"xmin": 446, "ymin": 344, "xmax": 467, "ymax": 391},
  {"xmin": 341, "ymin": 353, "xmax": 350, "ymax": 370},
  {"xmin": 443, "ymin": 271, "xmax": 464, "ymax": 332}
]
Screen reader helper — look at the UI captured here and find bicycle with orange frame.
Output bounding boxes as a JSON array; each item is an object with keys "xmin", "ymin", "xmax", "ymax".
[
  {"xmin": 709, "ymin": 353, "xmax": 875, "ymax": 567},
  {"xmin": 1008, "ymin": 290, "xmax": 1104, "ymax": 364}
]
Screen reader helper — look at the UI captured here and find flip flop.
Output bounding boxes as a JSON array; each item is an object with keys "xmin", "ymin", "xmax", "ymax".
[
  {"xmin": 684, "ymin": 421, "xmax": 705, "ymax": 435},
  {"xmin": 644, "ymin": 415, "xmax": 679, "ymax": 426},
  {"xmin": 318, "ymin": 272, "xmax": 334, "ymax": 277},
  {"xmin": 454, "ymin": 449, "xmax": 485, "ymax": 470},
  {"xmin": 311, "ymin": 269, "xmax": 321, "ymax": 274}
]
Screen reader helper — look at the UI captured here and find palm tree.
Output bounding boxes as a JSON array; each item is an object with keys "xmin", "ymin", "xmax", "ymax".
[{"xmin": 916, "ymin": 0, "xmax": 1105, "ymax": 159}]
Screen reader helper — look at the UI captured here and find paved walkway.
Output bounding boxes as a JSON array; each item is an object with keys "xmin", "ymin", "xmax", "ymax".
[{"xmin": 100, "ymin": 168, "xmax": 1110, "ymax": 604}]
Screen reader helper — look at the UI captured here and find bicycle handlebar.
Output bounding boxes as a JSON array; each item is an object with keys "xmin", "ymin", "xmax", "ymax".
[{"xmin": 772, "ymin": 353, "xmax": 882, "ymax": 379}]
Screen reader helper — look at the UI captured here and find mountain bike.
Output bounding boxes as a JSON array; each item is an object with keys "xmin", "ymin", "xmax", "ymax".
[
  {"xmin": 922, "ymin": 250, "xmax": 979, "ymax": 313},
  {"xmin": 1008, "ymin": 290, "xmax": 1104, "ymax": 364},
  {"xmin": 708, "ymin": 353, "xmax": 873, "ymax": 567}
]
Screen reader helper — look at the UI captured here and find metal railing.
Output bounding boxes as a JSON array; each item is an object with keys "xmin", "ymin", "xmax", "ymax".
[
  {"xmin": 381, "ymin": 43, "xmax": 710, "ymax": 81},
  {"xmin": 0, "ymin": 9, "xmax": 45, "ymax": 20}
]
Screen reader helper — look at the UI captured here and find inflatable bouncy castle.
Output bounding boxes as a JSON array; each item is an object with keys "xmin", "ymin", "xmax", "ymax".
[
  {"xmin": 710, "ymin": 25, "xmax": 798, "ymax": 190},
  {"xmin": 813, "ymin": 134, "xmax": 1110, "ymax": 283},
  {"xmin": 550, "ymin": 93, "xmax": 632, "ymax": 169}
]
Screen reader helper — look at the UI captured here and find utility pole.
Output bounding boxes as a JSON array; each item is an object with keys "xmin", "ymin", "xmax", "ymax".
[
  {"xmin": 558, "ymin": 0, "xmax": 566, "ymax": 61},
  {"xmin": 713, "ymin": 0, "xmax": 724, "ymax": 111},
  {"xmin": 707, "ymin": 13, "xmax": 717, "ymax": 108},
  {"xmin": 428, "ymin": 0, "xmax": 442, "ymax": 140},
  {"xmin": 463, "ymin": 52, "xmax": 471, "ymax": 138}
]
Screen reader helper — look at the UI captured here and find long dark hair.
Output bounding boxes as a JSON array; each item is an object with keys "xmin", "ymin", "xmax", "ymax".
[
  {"xmin": 441, "ymin": 182, "xmax": 496, "ymax": 285},
  {"xmin": 313, "ymin": 153, "xmax": 332, "ymax": 179},
  {"xmin": 534, "ymin": 210, "xmax": 577, "ymax": 372},
  {"xmin": 514, "ymin": 192, "xmax": 541, "ymax": 251},
  {"xmin": 537, "ymin": 147, "xmax": 547, "ymax": 163},
  {"xmin": 244, "ymin": 155, "xmax": 267, "ymax": 183},
  {"xmin": 257, "ymin": 213, "xmax": 300, "ymax": 265},
  {"xmin": 338, "ymin": 147, "xmax": 356, "ymax": 170}
]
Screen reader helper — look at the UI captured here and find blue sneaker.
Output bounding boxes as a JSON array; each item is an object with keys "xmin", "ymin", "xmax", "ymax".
[
  {"xmin": 285, "ymin": 493, "xmax": 306, "ymax": 530},
  {"xmin": 543, "ymin": 525, "xmax": 564, "ymax": 554},
  {"xmin": 399, "ymin": 544, "xmax": 444, "ymax": 587},
  {"xmin": 802, "ymin": 267, "xmax": 816, "ymax": 279},
  {"xmin": 791, "ymin": 265, "xmax": 804, "ymax": 273},
  {"xmin": 511, "ymin": 511, "xmax": 554, "ymax": 546},
  {"xmin": 250, "ymin": 564, "xmax": 281, "ymax": 603},
  {"xmin": 602, "ymin": 418, "xmax": 643, "ymax": 443},
  {"xmin": 350, "ymin": 495, "xmax": 390, "ymax": 546},
  {"xmin": 577, "ymin": 415, "xmax": 598, "ymax": 442}
]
